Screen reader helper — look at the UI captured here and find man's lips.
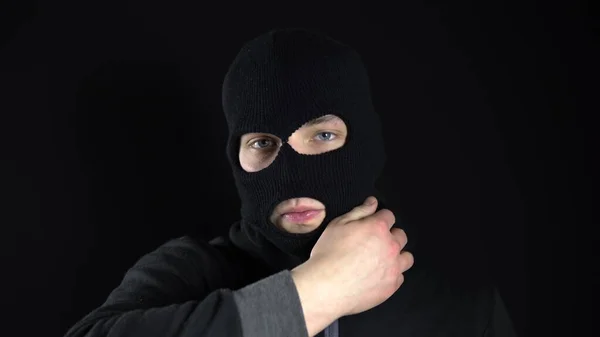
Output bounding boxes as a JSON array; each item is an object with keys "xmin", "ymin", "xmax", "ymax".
[
  {"xmin": 281, "ymin": 208, "xmax": 324, "ymax": 223},
  {"xmin": 283, "ymin": 206, "xmax": 319, "ymax": 213}
]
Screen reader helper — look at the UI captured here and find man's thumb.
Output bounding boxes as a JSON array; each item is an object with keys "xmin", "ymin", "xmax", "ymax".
[{"xmin": 339, "ymin": 196, "xmax": 378, "ymax": 223}]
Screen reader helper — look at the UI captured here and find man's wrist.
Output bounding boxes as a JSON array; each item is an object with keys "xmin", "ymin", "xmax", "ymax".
[{"xmin": 291, "ymin": 261, "xmax": 342, "ymax": 337}]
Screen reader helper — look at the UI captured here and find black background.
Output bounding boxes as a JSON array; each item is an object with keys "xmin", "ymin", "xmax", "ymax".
[{"xmin": 1, "ymin": 1, "xmax": 593, "ymax": 337}]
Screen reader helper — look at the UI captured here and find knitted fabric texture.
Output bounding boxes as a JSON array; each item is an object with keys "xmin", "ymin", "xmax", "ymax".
[{"xmin": 222, "ymin": 28, "xmax": 386, "ymax": 260}]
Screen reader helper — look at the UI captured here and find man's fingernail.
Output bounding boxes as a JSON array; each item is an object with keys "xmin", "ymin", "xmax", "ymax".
[{"xmin": 365, "ymin": 197, "xmax": 376, "ymax": 205}]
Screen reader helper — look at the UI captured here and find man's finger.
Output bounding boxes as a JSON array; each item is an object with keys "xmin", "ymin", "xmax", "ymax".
[
  {"xmin": 338, "ymin": 196, "xmax": 378, "ymax": 223},
  {"xmin": 390, "ymin": 228, "xmax": 407, "ymax": 249}
]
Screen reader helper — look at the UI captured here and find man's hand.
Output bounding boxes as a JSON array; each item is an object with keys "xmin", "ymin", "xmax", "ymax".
[{"xmin": 291, "ymin": 196, "xmax": 413, "ymax": 335}]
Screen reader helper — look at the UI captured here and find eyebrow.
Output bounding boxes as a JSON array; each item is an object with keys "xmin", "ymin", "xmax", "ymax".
[{"xmin": 303, "ymin": 115, "xmax": 340, "ymax": 127}]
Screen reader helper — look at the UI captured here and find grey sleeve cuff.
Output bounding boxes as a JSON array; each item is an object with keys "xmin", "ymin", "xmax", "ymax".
[{"xmin": 233, "ymin": 270, "xmax": 308, "ymax": 337}]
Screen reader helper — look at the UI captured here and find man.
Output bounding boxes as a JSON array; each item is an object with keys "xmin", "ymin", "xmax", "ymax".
[{"xmin": 64, "ymin": 28, "xmax": 516, "ymax": 337}]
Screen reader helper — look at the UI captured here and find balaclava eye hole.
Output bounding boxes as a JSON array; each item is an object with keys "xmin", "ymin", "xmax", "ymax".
[{"xmin": 239, "ymin": 114, "xmax": 349, "ymax": 173}]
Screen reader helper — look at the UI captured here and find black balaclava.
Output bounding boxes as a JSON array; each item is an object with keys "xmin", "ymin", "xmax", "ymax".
[{"xmin": 223, "ymin": 28, "xmax": 387, "ymax": 262}]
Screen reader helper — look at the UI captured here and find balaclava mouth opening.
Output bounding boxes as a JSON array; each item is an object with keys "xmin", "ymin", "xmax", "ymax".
[{"xmin": 222, "ymin": 28, "xmax": 387, "ymax": 262}]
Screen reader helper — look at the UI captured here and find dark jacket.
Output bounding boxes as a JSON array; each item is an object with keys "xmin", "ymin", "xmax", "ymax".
[{"xmin": 64, "ymin": 221, "xmax": 517, "ymax": 337}]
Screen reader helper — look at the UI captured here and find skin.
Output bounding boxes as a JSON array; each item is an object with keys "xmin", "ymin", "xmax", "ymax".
[{"xmin": 238, "ymin": 114, "xmax": 348, "ymax": 233}]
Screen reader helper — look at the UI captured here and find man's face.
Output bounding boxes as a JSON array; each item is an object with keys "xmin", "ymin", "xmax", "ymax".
[{"xmin": 238, "ymin": 114, "xmax": 348, "ymax": 233}]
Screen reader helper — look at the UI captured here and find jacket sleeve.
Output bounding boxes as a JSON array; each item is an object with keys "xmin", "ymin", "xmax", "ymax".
[
  {"xmin": 63, "ymin": 237, "xmax": 309, "ymax": 337},
  {"xmin": 482, "ymin": 288, "xmax": 518, "ymax": 337}
]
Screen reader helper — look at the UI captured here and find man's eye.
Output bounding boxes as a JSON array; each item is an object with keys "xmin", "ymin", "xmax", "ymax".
[
  {"xmin": 250, "ymin": 138, "xmax": 275, "ymax": 149},
  {"xmin": 314, "ymin": 132, "xmax": 337, "ymax": 141}
]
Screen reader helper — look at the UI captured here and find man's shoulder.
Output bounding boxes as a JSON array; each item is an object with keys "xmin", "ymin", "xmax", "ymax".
[
  {"xmin": 156, "ymin": 234, "xmax": 245, "ymax": 257},
  {"xmin": 152, "ymin": 235, "xmax": 236, "ymax": 263},
  {"xmin": 138, "ymin": 235, "xmax": 263, "ymax": 289},
  {"xmin": 142, "ymin": 235, "xmax": 239, "ymax": 277},
  {"xmin": 181, "ymin": 234, "xmax": 271, "ymax": 286},
  {"xmin": 400, "ymin": 264, "xmax": 498, "ymax": 332}
]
